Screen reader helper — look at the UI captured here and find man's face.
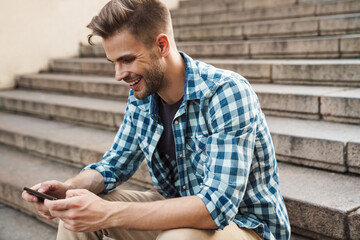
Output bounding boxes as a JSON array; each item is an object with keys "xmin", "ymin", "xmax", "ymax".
[{"xmin": 103, "ymin": 30, "xmax": 165, "ymax": 100}]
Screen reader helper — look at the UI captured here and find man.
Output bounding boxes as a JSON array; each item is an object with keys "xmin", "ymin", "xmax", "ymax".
[{"xmin": 22, "ymin": 0, "xmax": 291, "ymax": 239}]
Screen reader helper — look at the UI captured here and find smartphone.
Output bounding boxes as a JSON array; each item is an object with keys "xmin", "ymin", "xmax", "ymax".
[{"xmin": 23, "ymin": 187, "xmax": 57, "ymax": 201}]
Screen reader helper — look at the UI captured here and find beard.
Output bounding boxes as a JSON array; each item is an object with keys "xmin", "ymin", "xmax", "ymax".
[{"xmin": 133, "ymin": 53, "xmax": 165, "ymax": 100}]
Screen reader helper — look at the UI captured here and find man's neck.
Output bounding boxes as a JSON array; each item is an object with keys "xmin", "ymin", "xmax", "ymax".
[{"xmin": 157, "ymin": 51, "xmax": 185, "ymax": 105}]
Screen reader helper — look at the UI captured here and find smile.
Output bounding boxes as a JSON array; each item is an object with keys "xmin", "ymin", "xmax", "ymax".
[{"xmin": 129, "ymin": 77, "xmax": 141, "ymax": 86}]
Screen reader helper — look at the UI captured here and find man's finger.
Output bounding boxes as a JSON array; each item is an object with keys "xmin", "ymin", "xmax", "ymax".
[{"xmin": 44, "ymin": 198, "xmax": 71, "ymax": 212}]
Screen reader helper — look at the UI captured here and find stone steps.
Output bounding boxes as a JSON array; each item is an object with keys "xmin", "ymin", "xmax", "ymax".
[
  {"xmin": 48, "ymin": 58, "xmax": 360, "ymax": 87},
  {"xmin": 177, "ymin": 34, "xmax": 360, "ymax": 59},
  {"xmin": 174, "ymin": 13, "xmax": 360, "ymax": 41},
  {"xmin": 0, "ymin": 203, "xmax": 57, "ymax": 240},
  {"xmin": 0, "ymin": 110, "xmax": 359, "ymax": 177},
  {"xmin": 17, "ymin": 73, "xmax": 129, "ymax": 100},
  {"xmin": 172, "ymin": 0, "xmax": 324, "ymax": 17},
  {"xmin": 252, "ymin": 84, "xmax": 360, "ymax": 124},
  {"xmin": 80, "ymin": 34, "xmax": 360, "ymax": 59},
  {"xmin": 0, "ymin": 89, "xmax": 126, "ymax": 130},
  {"xmin": 0, "ymin": 111, "xmax": 152, "ymax": 188},
  {"xmin": 172, "ymin": 0, "xmax": 360, "ymax": 27},
  {"xmin": 12, "ymin": 77, "xmax": 360, "ymax": 125},
  {"xmin": 0, "ymin": 143, "xmax": 358, "ymax": 240},
  {"xmin": 0, "ymin": 145, "xmax": 148, "ymax": 230}
]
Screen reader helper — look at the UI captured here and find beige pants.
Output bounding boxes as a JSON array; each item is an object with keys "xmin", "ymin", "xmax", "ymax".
[{"xmin": 56, "ymin": 189, "xmax": 263, "ymax": 240}]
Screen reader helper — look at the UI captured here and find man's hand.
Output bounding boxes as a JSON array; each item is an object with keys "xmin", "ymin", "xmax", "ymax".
[
  {"xmin": 45, "ymin": 189, "xmax": 111, "ymax": 232},
  {"xmin": 21, "ymin": 180, "xmax": 69, "ymax": 219}
]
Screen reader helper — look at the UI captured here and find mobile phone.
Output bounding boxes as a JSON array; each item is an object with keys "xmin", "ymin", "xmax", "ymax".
[{"xmin": 23, "ymin": 187, "xmax": 57, "ymax": 201}]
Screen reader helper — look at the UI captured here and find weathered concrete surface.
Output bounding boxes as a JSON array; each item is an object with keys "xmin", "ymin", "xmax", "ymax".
[
  {"xmin": 17, "ymin": 74, "xmax": 129, "ymax": 100},
  {"xmin": 0, "ymin": 112, "xmax": 152, "ymax": 187},
  {"xmin": 0, "ymin": 90, "xmax": 127, "ymax": 129},
  {"xmin": 321, "ymin": 88, "xmax": 360, "ymax": 124},
  {"xmin": 279, "ymin": 162, "xmax": 360, "ymax": 240},
  {"xmin": 341, "ymin": 34, "xmax": 360, "ymax": 57},
  {"xmin": 173, "ymin": 1, "xmax": 360, "ymax": 27},
  {"xmin": 49, "ymin": 58, "xmax": 360, "ymax": 87},
  {"xmin": 271, "ymin": 59, "xmax": 360, "ymax": 87},
  {"xmin": 252, "ymin": 84, "xmax": 344, "ymax": 119},
  {"xmin": 0, "ymin": 203, "xmax": 57, "ymax": 240},
  {"xmin": 49, "ymin": 58, "xmax": 113, "ymax": 76},
  {"xmin": 0, "ymin": 146, "xmax": 150, "ymax": 231},
  {"xmin": 348, "ymin": 208, "xmax": 360, "ymax": 240},
  {"xmin": 81, "ymin": 35, "xmax": 360, "ymax": 59},
  {"xmin": 267, "ymin": 116, "xmax": 360, "ymax": 173},
  {"xmin": 320, "ymin": 13, "xmax": 360, "ymax": 35},
  {"xmin": 348, "ymin": 138, "xmax": 360, "ymax": 175}
]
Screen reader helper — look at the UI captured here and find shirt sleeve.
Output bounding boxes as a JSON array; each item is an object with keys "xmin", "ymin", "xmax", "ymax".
[
  {"xmin": 82, "ymin": 99, "xmax": 145, "ymax": 194},
  {"xmin": 196, "ymin": 79, "xmax": 259, "ymax": 229}
]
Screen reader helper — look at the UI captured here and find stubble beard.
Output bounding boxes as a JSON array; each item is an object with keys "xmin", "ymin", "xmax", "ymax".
[{"xmin": 133, "ymin": 56, "xmax": 165, "ymax": 100}]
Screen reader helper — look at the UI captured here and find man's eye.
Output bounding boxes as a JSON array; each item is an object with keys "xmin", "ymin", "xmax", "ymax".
[{"xmin": 123, "ymin": 57, "xmax": 135, "ymax": 64}]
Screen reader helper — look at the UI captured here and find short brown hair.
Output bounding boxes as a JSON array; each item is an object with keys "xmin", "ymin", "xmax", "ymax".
[{"xmin": 87, "ymin": 0, "xmax": 171, "ymax": 46}]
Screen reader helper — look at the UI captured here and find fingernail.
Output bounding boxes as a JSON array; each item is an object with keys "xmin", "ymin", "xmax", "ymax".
[
  {"xmin": 38, "ymin": 188, "xmax": 45, "ymax": 193},
  {"xmin": 32, "ymin": 197, "xmax": 37, "ymax": 202}
]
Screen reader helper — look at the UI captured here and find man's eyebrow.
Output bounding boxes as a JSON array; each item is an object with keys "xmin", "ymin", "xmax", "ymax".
[{"xmin": 107, "ymin": 54, "xmax": 135, "ymax": 63}]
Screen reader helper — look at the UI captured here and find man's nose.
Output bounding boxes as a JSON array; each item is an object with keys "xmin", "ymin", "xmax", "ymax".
[{"xmin": 114, "ymin": 63, "xmax": 129, "ymax": 82}]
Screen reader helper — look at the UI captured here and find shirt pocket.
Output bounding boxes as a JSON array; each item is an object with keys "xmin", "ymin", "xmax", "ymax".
[{"xmin": 185, "ymin": 135, "xmax": 208, "ymax": 177}]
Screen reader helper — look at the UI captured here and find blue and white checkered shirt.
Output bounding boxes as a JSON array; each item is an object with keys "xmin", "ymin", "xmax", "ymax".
[{"xmin": 83, "ymin": 52, "xmax": 290, "ymax": 240}]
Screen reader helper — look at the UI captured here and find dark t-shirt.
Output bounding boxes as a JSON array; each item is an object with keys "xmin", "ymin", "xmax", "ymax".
[{"xmin": 157, "ymin": 95, "xmax": 183, "ymax": 166}]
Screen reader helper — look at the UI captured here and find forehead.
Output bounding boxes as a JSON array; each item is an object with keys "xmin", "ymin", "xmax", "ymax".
[{"xmin": 102, "ymin": 30, "xmax": 148, "ymax": 61}]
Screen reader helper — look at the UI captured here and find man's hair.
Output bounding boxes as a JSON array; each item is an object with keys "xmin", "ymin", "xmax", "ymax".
[{"xmin": 87, "ymin": 0, "xmax": 171, "ymax": 46}]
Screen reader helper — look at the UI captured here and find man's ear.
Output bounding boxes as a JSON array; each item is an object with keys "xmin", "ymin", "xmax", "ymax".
[{"xmin": 156, "ymin": 34, "xmax": 170, "ymax": 57}]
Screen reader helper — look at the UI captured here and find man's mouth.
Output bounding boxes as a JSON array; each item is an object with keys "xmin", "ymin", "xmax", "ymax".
[{"xmin": 129, "ymin": 77, "xmax": 141, "ymax": 86}]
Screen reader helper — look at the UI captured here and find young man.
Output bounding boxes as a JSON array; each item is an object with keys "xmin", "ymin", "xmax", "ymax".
[{"xmin": 22, "ymin": 0, "xmax": 291, "ymax": 239}]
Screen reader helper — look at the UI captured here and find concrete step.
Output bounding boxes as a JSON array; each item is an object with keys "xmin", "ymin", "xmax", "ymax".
[
  {"xmin": 0, "ymin": 90, "xmax": 126, "ymax": 130},
  {"xmin": 0, "ymin": 143, "xmax": 358, "ymax": 240},
  {"xmin": 268, "ymin": 116, "xmax": 360, "ymax": 175},
  {"xmin": 172, "ymin": 0, "xmax": 360, "ymax": 27},
  {"xmin": 0, "ymin": 203, "xmax": 57, "ymax": 240},
  {"xmin": 0, "ymin": 108, "xmax": 359, "ymax": 175},
  {"xmin": 17, "ymin": 73, "xmax": 128, "ymax": 101},
  {"xmin": 174, "ymin": 13, "xmax": 360, "ymax": 41},
  {"xmin": 4, "ymin": 82, "xmax": 360, "ymax": 127},
  {"xmin": 252, "ymin": 84, "xmax": 360, "ymax": 124},
  {"xmin": 0, "ymin": 112, "xmax": 152, "ymax": 188},
  {"xmin": 176, "ymin": 34, "xmax": 360, "ymax": 59},
  {"xmin": 49, "ymin": 58, "xmax": 360, "ymax": 87},
  {"xmin": 279, "ymin": 162, "xmax": 360, "ymax": 240},
  {"xmin": 172, "ymin": 0, "xmax": 297, "ymax": 17},
  {"xmin": 79, "ymin": 34, "xmax": 360, "ymax": 59},
  {"xmin": 0, "ymin": 145, "xmax": 149, "ymax": 230}
]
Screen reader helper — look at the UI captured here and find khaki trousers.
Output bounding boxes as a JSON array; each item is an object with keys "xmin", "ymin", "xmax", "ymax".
[{"xmin": 56, "ymin": 189, "xmax": 263, "ymax": 240}]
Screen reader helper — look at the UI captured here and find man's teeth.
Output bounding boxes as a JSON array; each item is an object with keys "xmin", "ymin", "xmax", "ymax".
[{"xmin": 129, "ymin": 78, "xmax": 141, "ymax": 86}]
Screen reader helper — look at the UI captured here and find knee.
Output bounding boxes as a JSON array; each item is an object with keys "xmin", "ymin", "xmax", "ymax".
[{"xmin": 157, "ymin": 228, "xmax": 213, "ymax": 240}]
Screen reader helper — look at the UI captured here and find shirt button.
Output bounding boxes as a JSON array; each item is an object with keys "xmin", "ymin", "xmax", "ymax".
[
  {"xmin": 179, "ymin": 154, "xmax": 183, "ymax": 158},
  {"xmin": 183, "ymin": 185, "xmax": 187, "ymax": 190},
  {"xmin": 174, "ymin": 120, "xmax": 179, "ymax": 125},
  {"xmin": 155, "ymin": 131, "xmax": 159, "ymax": 135}
]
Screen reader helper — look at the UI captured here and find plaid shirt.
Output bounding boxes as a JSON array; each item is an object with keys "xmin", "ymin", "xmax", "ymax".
[{"xmin": 83, "ymin": 52, "xmax": 290, "ymax": 240}]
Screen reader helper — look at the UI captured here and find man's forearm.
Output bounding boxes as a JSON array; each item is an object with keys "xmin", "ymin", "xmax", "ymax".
[
  {"xmin": 106, "ymin": 195, "xmax": 218, "ymax": 230},
  {"xmin": 64, "ymin": 169, "xmax": 104, "ymax": 194}
]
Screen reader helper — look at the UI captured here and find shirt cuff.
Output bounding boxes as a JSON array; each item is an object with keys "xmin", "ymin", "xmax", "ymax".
[{"xmin": 196, "ymin": 184, "xmax": 238, "ymax": 230}]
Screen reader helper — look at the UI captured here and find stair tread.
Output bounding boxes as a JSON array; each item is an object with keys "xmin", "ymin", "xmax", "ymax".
[
  {"xmin": 267, "ymin": 116, "xmax": 360, "ymax": 141},
  {"xmin": 279, "ymin": 162, "xmax": 360, "ymax": 211},
  {"xmin": 176, "ymin": 12, "xmax": 360, "ymax": 29},
  {"xmin": 0, "ymin": 111, "xmax": 114, "ymax": 154},
  {"xmin": 0, "ymin": 203, "xmax": 57, "ymax": 240},
  {"xmin": 0, "ymin": 89, "xmax": 127, "ymax": 112}
]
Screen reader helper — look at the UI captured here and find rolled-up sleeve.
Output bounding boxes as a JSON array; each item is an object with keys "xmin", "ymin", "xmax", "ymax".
[
  {"xmin": 82, "ymin": 100, "xmax": 144, "ymax": 194},
  {"xmin": 196, "ymin": 79, "xmax": 259, "ymax": 229}
]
